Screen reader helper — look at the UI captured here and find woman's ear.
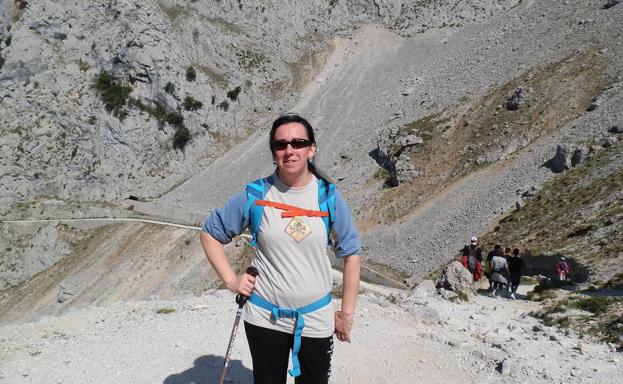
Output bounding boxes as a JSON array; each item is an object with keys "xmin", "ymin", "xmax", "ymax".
[{"xmin": 308, "ymin": 143, "xmax": 316, "ymax": 160}]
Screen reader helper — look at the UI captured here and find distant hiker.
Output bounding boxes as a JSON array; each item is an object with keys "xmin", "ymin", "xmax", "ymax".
[
  {"xmin": 555, "ymin": 257, "xmax": 570, "ymax": 282},
  {"xmin": 507, "ymin": 248, "xmax": 524, "ymax": 299},
  {"xmin": 504, "ymin": 247, "xmax": 512, "ymax": 260},
  {"xmin": 484, "ymin": 244, "xmax": 502, "ymax": 282},
  {"xmin": 462, "ymin": 237, "xmax": 483, "ymax": 283},
  {"xmin": 490, "ymin": 249, "xmax": 510, "ymax": 297},
  {"xmin": 200, "ymin": 113, "xmax": 361, "ymax": 384}
]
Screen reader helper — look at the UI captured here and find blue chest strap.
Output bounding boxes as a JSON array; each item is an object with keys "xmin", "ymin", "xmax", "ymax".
[
  {"xmin": 248, "ymin": 292, "xmax": 332, "ymax": 378},
  {"xmin": 243, "ymin": 176, "xmax": 336, "ymax": 247}
]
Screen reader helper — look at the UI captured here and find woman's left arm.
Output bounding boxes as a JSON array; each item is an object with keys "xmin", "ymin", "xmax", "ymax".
[
  {"xmin": 331, "ymin": 188, "xmax": 362, "ymax": 342},
  {"xmin": 335, "ymin": 254, "xmax": 361, "ymax": 342}
]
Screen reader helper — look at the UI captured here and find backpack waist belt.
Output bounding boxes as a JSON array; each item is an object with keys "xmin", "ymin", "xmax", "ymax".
[{"xmin": 248, "ymin": 292, "xmax": 332, "ymax": 378}]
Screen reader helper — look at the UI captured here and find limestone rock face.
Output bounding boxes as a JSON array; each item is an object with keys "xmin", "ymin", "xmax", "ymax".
[{"xmin": 0, "ymin": 0, "xmax": 516, "ymax": 217}]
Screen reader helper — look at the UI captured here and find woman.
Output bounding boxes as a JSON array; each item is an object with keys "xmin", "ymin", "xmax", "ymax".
[{"xmin": 200, "ymin": 114, "xmax": 361, "ymax": 384}]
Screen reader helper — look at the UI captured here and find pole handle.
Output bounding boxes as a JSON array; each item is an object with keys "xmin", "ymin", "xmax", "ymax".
[{"xmin": 235, "ymin": 266, "xmax": 258, "ymax": 307}]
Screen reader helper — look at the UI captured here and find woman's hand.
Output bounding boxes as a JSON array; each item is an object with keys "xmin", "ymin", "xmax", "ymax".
[
  {"xmin": 334, "ymin": 311, "xmax": 354, "ymax": 342},
  {"xmin": 225, "ymin": 272, "xmax": 256, "ymax": 296}
]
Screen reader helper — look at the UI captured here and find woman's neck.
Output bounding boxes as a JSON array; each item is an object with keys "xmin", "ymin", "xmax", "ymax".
[{"xmin": 277, "ymin": 169, "xmax": 312, "ymax": 188}]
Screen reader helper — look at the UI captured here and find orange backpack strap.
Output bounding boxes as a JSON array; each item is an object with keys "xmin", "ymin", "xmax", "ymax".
[{"xmin": 256, "ymin": 200, "xmax": 329, "ymax": 218}]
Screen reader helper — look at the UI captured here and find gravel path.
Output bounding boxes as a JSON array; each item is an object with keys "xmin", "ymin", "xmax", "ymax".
[{"xmin": 1, "ymin": 285, "xmax": 621, "ymax": 384}]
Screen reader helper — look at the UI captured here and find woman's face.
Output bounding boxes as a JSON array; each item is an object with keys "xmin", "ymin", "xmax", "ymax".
[{"xmin": 272, "ymin": 122, "xmax": 316, "ymax": 178}]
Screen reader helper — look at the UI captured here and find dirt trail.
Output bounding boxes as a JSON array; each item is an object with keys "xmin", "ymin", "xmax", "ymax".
[{"xmin": 1, "ymin": 285, "xmax": 620, "ymax": 384}]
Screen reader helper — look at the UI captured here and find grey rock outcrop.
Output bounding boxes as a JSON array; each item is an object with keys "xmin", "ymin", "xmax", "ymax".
[
  {"xmin": 437, "ymin": 261, "xmax": 474, "ymax": 293},
  {"xmin": 376, "ymin": 126, "xmax": 424, "ymax": 186},
  {"xmin": 543, "ymin": 142, "xmax": 595, "ymax": 173},
  {"xmin": 506, "ymin": 87, "xmax": 532, "ymax": 111}
]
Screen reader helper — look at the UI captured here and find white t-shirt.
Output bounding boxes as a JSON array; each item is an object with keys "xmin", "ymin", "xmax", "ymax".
[{"xmin": 243, "ymin": 174, "xmax": 335, "ymax": 338}]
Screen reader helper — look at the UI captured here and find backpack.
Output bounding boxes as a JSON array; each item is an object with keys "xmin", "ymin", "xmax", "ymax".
[
  {"xmin": 242, "ymin": 175, "xmax": 336, "ymax": 247},
  {"xmin": 468, "ymin": 247, "xmax": 478, "ymax": 270}
]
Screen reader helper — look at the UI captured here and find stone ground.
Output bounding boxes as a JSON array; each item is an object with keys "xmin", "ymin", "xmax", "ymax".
[{"xmin": 1, "ymin": 284, "xmax": 621, "ymax": 384}]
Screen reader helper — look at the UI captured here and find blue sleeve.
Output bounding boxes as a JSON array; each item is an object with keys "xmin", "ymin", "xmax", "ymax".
[
  {"xmin": 332, "ymin": 188, "xmax": 361, "ymax": 257},
  {"xmin": 202, "ymin": 191, "xmax": 249, "ymax": 244}
]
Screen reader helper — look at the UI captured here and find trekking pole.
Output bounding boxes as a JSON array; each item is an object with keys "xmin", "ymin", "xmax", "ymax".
[{"xmin": 219, "ymin": 266, "xmax": 258, "ymax": 384}]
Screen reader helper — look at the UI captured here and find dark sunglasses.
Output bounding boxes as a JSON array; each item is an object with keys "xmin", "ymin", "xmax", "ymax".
[{"xmin": 272, "ymin": 138, "xmax": 312, "ymax": 151}]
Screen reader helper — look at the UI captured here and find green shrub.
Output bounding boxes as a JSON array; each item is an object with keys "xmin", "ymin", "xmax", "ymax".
[
  {"xmin": 165, "ymin": 111, "xmax": 184, "ymax": 129},
  {"xmin": 183, "ymin": 95, "xmax": 203, "ymax": 111},
  {"xmin": 88, "ymin": 115, "xmax": 97, "ymax": 125},
  {"xmin": 173, "ymin": 127, "xmax": 191, "ymax": 151},
  {"xmin": 186, "ymin": 66, "xmax": 196, "ymax": 82},
  {"xmin": 5, "ymin": 35, "xmax": 11, "ymax": 47},
  {"xmin": 164, "ymin": 81, "xmax": 175, "ymax": 95},
  {"xmin": 0, "ymin": 54, "xmax": 5, "ymax": 70},
  {"xmin": 218, "ymin": 100, "xmax": 229, "ymax": 111},
  {"xmin": 572, "ymin": 297, "xmax": 612, "ymax": 315},
  {"xmin": 155, "ymin": 307, "xmax": 175, "ymax": 314},
  {"xmin": 92, "ymin": 71, "xmax": 132, "ymax": 120},
  {"xmin": 227, "ymin": 86, "xmax": 241, "ymax": 101}
]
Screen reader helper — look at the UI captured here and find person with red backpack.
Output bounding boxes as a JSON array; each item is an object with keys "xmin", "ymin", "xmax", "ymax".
[
  {"xmin": 555, "ymin": 257, "xmax": 570, "ymax": 281},
  {"xmin": 462, "ymin": 237, "xmax": 483, "ymax": 283}
]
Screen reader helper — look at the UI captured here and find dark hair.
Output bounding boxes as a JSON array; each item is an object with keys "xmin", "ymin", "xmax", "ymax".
[
  {"xmin": 505, "ymin": 247, "xmax": 511, "ymax": 254},
  {"xmin": 269, "ymin": 113, "xmax": 334, "ymax": 183},
  {"xmin": 513, "ymin": 248, "xmax": 520, "ymax": 256},
  {"xmin": 269, "ymin": 113, "xmax": 316, "ymax": 153}
]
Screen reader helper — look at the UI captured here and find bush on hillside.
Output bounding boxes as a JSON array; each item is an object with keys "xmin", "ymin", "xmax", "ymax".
[
  {"xmin": 165, "ymin": 111, "xmax": 184, "ymax": 129},
  {"xmin": 92, "ymin": 71, "xmax": 132, "ymax": 120},
  {"xmin": 173, "ymin": 127, "xmax": 191, "ymax": 151},
  {"xmin": 572, "ymin": 296, "xmax": 612, "ymax": 315},
  {"xmin": 183, "ymin": 95, "xmax": 203, "ymax": 111},
  {"xmin": 164, "ymin": 81, "xmax": 176, "ymax": 95},
  {"xmin": 227, "ymin": 86, "xmax": 241, "ymax": 101},
  {"xmin": 186, "ymin": 66, "xmax": 196, "ymax": 82},
  {"xmin": 218, "ymin": 100, "xmax": 229, "ymax": 111}
]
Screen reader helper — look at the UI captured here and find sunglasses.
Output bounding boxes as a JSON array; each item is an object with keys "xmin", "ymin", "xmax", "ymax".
[{"xmin": 272, "ymin": 139, "xmax": 312, "ymax": 151}]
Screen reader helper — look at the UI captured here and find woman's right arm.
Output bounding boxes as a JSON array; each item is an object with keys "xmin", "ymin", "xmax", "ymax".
[
  {"xmin": 200, "ymin": 231, "xmax": 255, "ymax": 296},
  {"xmin": 200, "ymin": 190, "xmax": 255, "ymax": 295}
]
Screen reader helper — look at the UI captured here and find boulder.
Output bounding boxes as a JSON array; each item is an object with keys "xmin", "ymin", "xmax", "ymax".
[
  {"xmin": 542, "ymin": 144, "xmax": 570, "ymax": 173},
  {"xmin": 497, "ymin": 359, "xmax": 511, "ymax": 375},
  {"xmin": 571, "ymin": 146, "xmax": 588, "ymax": 167},
  {"xmin": 410, "ymin": 279, "xmax": 437, "ymax": 298},
  {"xmin": 601, "ymin": 136, "xmax": 618, "ymax": 148},
  {"xmin": 603, "ymin": 0, "xmax": 621, "ymax": 10},
  {"xmin": 376, "ymin": 127, "xmax": 424, "ymax": 186},
  {"xmin": 505, "ymin": 87, "xmax": 532, "ymax": 111},
  {"xmin": 437, "ymin": 261, "xmax": 474, "ymax": 292}
]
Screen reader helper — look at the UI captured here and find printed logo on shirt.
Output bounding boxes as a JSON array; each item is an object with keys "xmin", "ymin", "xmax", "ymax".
[{"xmin": 285, "ymin": 216, "xmax": 311, "ymax": 243}]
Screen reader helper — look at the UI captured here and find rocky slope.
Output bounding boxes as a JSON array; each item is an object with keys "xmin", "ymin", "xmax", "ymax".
[
  {"xmin": 1, "ymin": 0, "xmax": 622, "ymax": 354},
  {"xmin": 0, "ymin": 0, "xmax": 517, "ymax": 219}
]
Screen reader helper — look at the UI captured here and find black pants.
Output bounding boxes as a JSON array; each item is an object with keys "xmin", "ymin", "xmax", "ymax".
[
  {"xmin": 510, "ymin": 273, "xmax": 521, "ymax": 293},
  {"xmin": 244, "ymin": 321, "xmax": 333, "ymax": 384}
]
